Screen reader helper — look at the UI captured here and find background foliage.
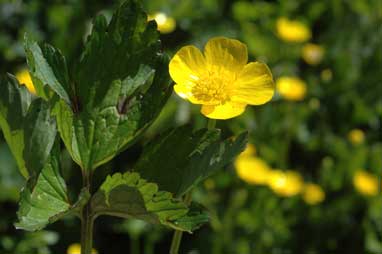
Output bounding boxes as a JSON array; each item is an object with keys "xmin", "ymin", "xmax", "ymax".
[{"xmin": 0, "ymin": 0, "xmax": 381, "ymax": 253}]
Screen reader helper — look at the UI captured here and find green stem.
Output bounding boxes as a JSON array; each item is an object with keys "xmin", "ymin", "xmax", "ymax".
[
  {"xmin": 81, "ymin": 170, "xmax": 94, "ymax": 254},
  {"xmin": 169, "ymin": 118, "xmax": 217, "ymax": 254},
  {"xmin": 169, "ymin": 192, "xmax": 192, "ymax": 254},
  {"xmin": 169, "ymin": 229, "xmax": 183, "ymax": 254},
  {"xmin": 207, "ymin": 119, "xmax": 216, "ymax": 130},
  {"xmin": 131, "ymin": 236, "xmax": 140, "ymax": 254},
  {"xmin": 144, "ymin": 239, "xmax": 154, "ymax": 254}
]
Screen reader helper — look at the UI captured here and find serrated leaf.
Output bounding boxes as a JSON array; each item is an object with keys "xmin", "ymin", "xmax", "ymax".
[
  {"xmin": 75, "ymin": 1, "xmax": 161, "ymax": 109},
  {"xmin": 0, "ymin": 74, "xmax": 31, "ymax": 177},
  {"xmin": 52, "ymin": 0, "xmax": 171, "ymax": 171},
  {"xmin": 0, "ymin": 74, "xmax": 58, "ymax": 179},
  {"xmin": 24, "ymin": 34, "xmax": 71, "ymax": 104},
  {"xmin": 23, "ymin": 99, "xmax": 57, "ymax": 177},
  {"xmin": 91, "ymin": 172, "xmax": 208, "ymax": 232},
  {"xmin": 135, "ymin": 126, "xmax": 248, "ymax": 197},
  {"xmin": 15, "ymin": 144, "xmax": 89, "ymax": 231}
]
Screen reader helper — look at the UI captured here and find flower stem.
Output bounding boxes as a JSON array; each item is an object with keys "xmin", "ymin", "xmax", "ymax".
[
  {"xmin": 81, "ymin": 170, "xmax": 94, "ymax": 254},
  {"xmin": 170, "ymin": 118, "xmax": 217, "ymax": 254},
  {"xmin": 169, "ymin": 229, "xmax": 183, "ymax": 254},
  {"xmin": 169, "ymin": 192, "xmax": 192, "ymax": 254},
  {"xmin": 207, "ymin": 119, "xmax": 216, "ymax": 130}
]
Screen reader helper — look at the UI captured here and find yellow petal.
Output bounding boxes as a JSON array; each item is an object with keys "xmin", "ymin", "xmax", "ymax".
[
  {"xmin": 238, "ymin": 143, "xmax": 256, "ymax": 157},
  {"xmin": 148, "ymin": 13, "xmax": 176, "ymax": 34},
  {"xmin": 173, "ymin": 83, "xmax": 206, "ymax": 104},
  {"xmin": 169, "ymin": 45, "xmax": 206, "ymax": 87},
  {"xmin": 348, "ymin": 129, "xmax": 365, "ymax": 145},
  {"xmin": 353, "ymin": 170, "xmax": 379, "ymax": 196},
  {"xmin": 267, "ymin": 170, "xmax": 304, "ymax": 197},
  {"xmin": 201, "ymin": 101, "xmax": 246, "ymax": 119},
  {"xmin": 302, "ymin": 43, "xmax": 324, "ymax": 65},
  {"xmin": 303, "ymin": 183, "xmax": 325, "ymax": 205},
  {"xmin": 16, "ymin": 69, "xmax": 36, "ymax": 94},
  {"xmin": 276, "ymin": 76, "xmax": 307, "ymax": 101},
  {"xmin": 204, "ymin": 37, "xmax": 247, "ymax": 71},
  {"xmin": 232, "ymin": 62, "xmax": 274, "ymax": 105},
  {"xmin": 276, "ymin": 17, "xmax": 311, "ymax": 43},
  {"xmin": 235, "ymin": 156, "xmax": 270, "ymax": 185}
]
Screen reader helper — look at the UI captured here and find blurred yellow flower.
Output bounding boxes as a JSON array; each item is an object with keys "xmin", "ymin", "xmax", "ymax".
[
  {"xmin": 148, "ymin": 12, "xmax": 176, "ymax": 34},
  {"xmin": 15, "ymin": 69, "xmax": 36, "ymax": 94},
  {"xmin": 321, "ymin": 69, "xmax": 333, "ymax": 82},
  {"xmin": 239, "ymin": 143, "xmax": 256, "ymax": 157},
  {"xmin": 302, "ymin": 183, "xmax": 325, "ymax": 205},
  {"xmin": 268, "ymin": 170, "xmax": 304, "ymax": 197},
  {"xmin": 348, "ymin": 129, "xmax": 365, "ymax": 145},
  {"xmin": 67, "ymin": 243, "xmax": 98, "ymax": 254},
  {"xmin": 235, "ymin": 156, "xmax": 271, "ymax": 185},
  {"xmin": 276, "ymin": 76, "xmax": 307, "ymax": 101},
  {"xmin": 276, "ymin": 17, "xmax": 311, "ymax": 43},
  {"xmin": 302, "ymin": 43, "xmax": 324, "ymax": 65},
  {"xmin": 353, "ymin": 170, "xmax": 379, "ymax": 196},
  {"xmin": 169, "ymin": 37, "xmax": 274, "ymax": 119}
]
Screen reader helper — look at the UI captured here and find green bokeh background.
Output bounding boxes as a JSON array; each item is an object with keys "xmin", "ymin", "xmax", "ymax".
[{"xmin": 0, "ymin": 0, "xmax": 381, "ymax": 253}]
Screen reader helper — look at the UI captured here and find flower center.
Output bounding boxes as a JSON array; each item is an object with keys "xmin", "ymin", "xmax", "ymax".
[{"xmin": 192, "ymin": 67, "xmax": 236, "ymax": 104}]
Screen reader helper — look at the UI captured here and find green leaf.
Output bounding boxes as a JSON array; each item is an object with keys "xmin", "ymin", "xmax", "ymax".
[
  {"xmin": 0, "ymin": 74, "xmax": 58, "ymax": 179},
  {"xmin": 15, "ymin": 143, "xmax": 89, "ymax": 231},
  {"xmin": 0, "ymin": 74, "xmax": 31, "ymax": 177},
  {"xmin": 75, "ymin": 0, "xmax": 161, "ymax": 108},
  {"xmin": 91, "ymin": 172, "xmax": 208, "ymax": 232},
  {"xmin": 135, "ymin": 126, "xmax": 248, "ymax": 197},
  {"xmin": 53, "ymin": 0, "xmax": 171, "ymax": 171},
  {"xmin": 23, "ymin": 99, "xmax": 57, "ymax": 177},
  {"xmin": 24, "ymin": 34, "xmax": 71, "ymax": 104}
]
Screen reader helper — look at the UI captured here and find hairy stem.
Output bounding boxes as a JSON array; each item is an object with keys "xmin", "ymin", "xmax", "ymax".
[{"xmin": 81, "ymin": 170, "xmax": 94, "ymax": 254}]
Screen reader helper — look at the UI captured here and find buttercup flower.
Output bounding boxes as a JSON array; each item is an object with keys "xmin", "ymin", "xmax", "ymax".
[
  {"xmin": 303, "ymin": 183, "xmax": 325, "ymax": 205},
  {"xmin": 235, "ymin": 156, "xmax": 271, "ymax": 185},
  {"xmin": 276, "ymin": 17, "xmax": 311, "ymax": 43},
  {"xmin": 348, "ymin": 129, "xmax": 365, "ymax": 145},
  {"xmin": 67, "ymin": 243, "xmax": 98, "ymax": 254},
  {"xmin": 276, "ymin": 76, "xmax": 307, "ymax": 101},
  {"xmin": 353, "ymin": 170, "xmax": 379, "ymax": 196},
  {"xmin": 268, "ymin": 170, "xmax": 304, "ymax": 197},
  {"xmin": 239, "ymin": 143, "xmax": 257, "ymax": 157},
  {"xmin": 16, "ymin": 69, "xmax": 36, "ymax": 94},
  {"xmin": 169, "ymin": 37, "xmax": 274, "ymax": 119},
  {"xmin": 148, "ymin": 12, "xmax": 176, "ymax": 34},
  {"xmin": 302, "ymin": 43, "xmax": 324, "ymax": 65}
]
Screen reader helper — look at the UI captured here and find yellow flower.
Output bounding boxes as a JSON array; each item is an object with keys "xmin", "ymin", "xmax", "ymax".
[
  {"xmin": 268, "ymin": 170, "xmax": 304, "ymax": 197},
  {"xmin": 169, "ymin": 37, "xmax": 274, "ymax": 119},
  {"xmin": 302, "ymin": 43, "xmax": 324, "ymax": 65},
  {"xmin": 353, "ymin": 170, "xmax": 379, "ymax": 196},
  {"xmin": 302, "ymin": 183, "xmax": 325, "ymax": 205},
  {"xmin": 276, "ymin": 17, "xmax": 311, "ymax": 43},
  {"xmin": 148, "ymin": 12, "xmax": 176, "ymax": 34},
  {"xmin": 15, "ymin": 69, "xmax": 36, "ymax": 94},
  {"xmin": 239, "ymin": 143, "xmax": 256, "ymax": 157},
  {"xmin": 348, "ymin": 129, "xmax": 365, "ymax": 145},
  {"xmin": 276, "ymin": 76, "xmax": 307, "ymax": 101},
  {"xmin": 235, "ymin": 156, "xmax": 271, "ymax": 185},
  {"xmin": 67, "ymin": 243, "xmax": 98, "ymax": 254},
  {"xmin": 321, "ymin": 69, "xmax": 333, "ymax": 82}
]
